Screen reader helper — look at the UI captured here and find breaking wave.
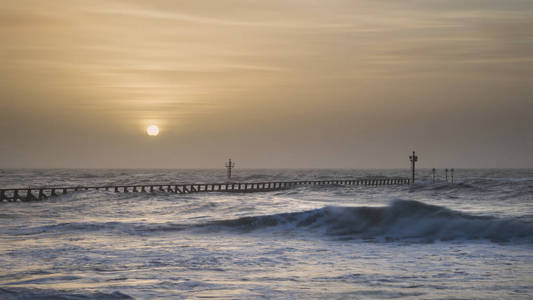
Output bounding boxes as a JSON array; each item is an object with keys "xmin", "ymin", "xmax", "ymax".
[
  {"xmin": 203, "ymin": 200, "xmax": 533, "ymax": 242},
  {"xmin": 9, "ymin": 200, "xmax": 533, "ymax": 243}
]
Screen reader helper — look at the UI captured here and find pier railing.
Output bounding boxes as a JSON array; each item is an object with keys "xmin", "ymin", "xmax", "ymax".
[{"xmin": 0, "ymin": 177, "xmax": 410, "ymax": 202}]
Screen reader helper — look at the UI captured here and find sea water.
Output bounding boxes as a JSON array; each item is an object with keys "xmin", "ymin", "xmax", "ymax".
[{"xmin": 0, "ymin": 169, "xmax": 532, "ymax": 299}]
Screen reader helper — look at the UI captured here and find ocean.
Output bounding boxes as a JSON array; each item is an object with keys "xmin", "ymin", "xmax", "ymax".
[{"xmin": 0, "ymin": 169, "xmax": 532, "ymax": 299}]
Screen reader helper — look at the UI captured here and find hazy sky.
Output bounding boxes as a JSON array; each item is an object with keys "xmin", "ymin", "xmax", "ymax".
[{"xmin": 1, "ymin": 0, "xmax": 532, "ymax": 168}]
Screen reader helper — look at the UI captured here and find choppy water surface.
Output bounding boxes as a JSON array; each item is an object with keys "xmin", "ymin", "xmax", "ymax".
[{"xmin": 1, "ymin": 169, "xmax": 532, "ymax": 299}]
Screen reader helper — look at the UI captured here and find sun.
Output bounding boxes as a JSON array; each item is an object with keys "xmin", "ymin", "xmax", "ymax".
[{"xmin": 146, "ymin": 125, "xmax": 159, "ymax": 136}]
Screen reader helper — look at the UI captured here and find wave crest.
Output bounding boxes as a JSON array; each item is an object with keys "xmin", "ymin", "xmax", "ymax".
[
  {"xmin": 12, "ymin": 200, "xmax": 532, "ymax": 243},
  {"xmin": 203, "ymin": 200, "xmax": 533, "ymax": 242}
]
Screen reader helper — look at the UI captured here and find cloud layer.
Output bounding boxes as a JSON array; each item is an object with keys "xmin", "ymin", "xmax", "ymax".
[{"xmin": 1, "ymin": 0, "xmax": 532, "ymax": 168}]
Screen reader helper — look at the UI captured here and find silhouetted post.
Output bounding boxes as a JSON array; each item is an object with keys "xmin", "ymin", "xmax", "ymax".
[
  {"xmin": 409, "ymin": 151, "xmax": 418, "ymax": 184},
  {"xmin": 432, "ymin": 168, "xmax": 436, "ymax": 183},
  {"xmin": 225, "ymin": 158, "xmax": 235, "ymax": 180},
  {"xmin": 445, "ymin": 168, "xmax": 449, "ymax": 182},
  {"xmin": 451, "ymin": 168, "xmax": 454, "ymax": 184},
  {"xmin": 26, "ymin": 189, "xmax": 34, "ymax": 201}
]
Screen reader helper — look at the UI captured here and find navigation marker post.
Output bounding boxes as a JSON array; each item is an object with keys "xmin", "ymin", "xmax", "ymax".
[
  {"xmin": 409, "ymin": 151, "xmax": 418, "ymax": 184},
  {"xmin": 451, "ymin": 168, "xmax": 454, "ymax": 184},
  {"xmin": 225, "ymin": 158, "xmax": 236, "ymax": 181}
]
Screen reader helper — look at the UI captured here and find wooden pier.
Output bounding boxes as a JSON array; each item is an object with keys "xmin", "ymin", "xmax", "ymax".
[{"xmin": 0, "ymin": 177, "xmax": 410, "ymax": 202}]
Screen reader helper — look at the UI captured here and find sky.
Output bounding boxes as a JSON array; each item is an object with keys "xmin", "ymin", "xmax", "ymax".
[{"xmin": 1, "ymin": 0, "xmax": 532, "ymax": 169}]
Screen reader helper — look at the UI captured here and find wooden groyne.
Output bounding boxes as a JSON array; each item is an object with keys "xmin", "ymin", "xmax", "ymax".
[{"xmin": 0, "ymin": 177, "xmax": 410, "ymax": 202}]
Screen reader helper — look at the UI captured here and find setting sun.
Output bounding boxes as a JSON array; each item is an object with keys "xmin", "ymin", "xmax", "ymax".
[{"xmin": 146, "ymin": 125, "xmax": 159, "ymax": 136}]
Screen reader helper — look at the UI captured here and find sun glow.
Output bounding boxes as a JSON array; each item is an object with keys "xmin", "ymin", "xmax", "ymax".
[{"xmin": 146, "ymin": 125, "xmax": 159, "ymax": 136}]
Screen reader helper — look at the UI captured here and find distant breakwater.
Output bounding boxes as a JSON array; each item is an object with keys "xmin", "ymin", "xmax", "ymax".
[{"xmin": 0, "ymin": 177, "xmax": 410, "ymax": 202}]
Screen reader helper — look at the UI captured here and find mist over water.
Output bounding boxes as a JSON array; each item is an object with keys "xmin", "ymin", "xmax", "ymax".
[{"xmin": 1, "ymin": 169, "xmax": 532, "ymax": 299}]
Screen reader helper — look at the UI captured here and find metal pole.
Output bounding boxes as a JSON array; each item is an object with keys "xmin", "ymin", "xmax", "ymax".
[
  {"xmin": 225, "ymin": 158, "xmax": 235, "ymax": 180},
  {"xmin": 451, "ymin": 168, "xmax": 454, "ymax": 184},
  {"xmin": 432, "ymin": 168, "xmax": 436, "ymax": 183},
  {"xmin": 409, "ymin": 151, "xmax": 418, "ymax": 184}
]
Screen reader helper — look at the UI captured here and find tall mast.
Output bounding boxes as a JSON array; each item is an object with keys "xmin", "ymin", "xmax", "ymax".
[{"xmin": 409, "ymin": 151, "xmax": 418, "ymax": 184}]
